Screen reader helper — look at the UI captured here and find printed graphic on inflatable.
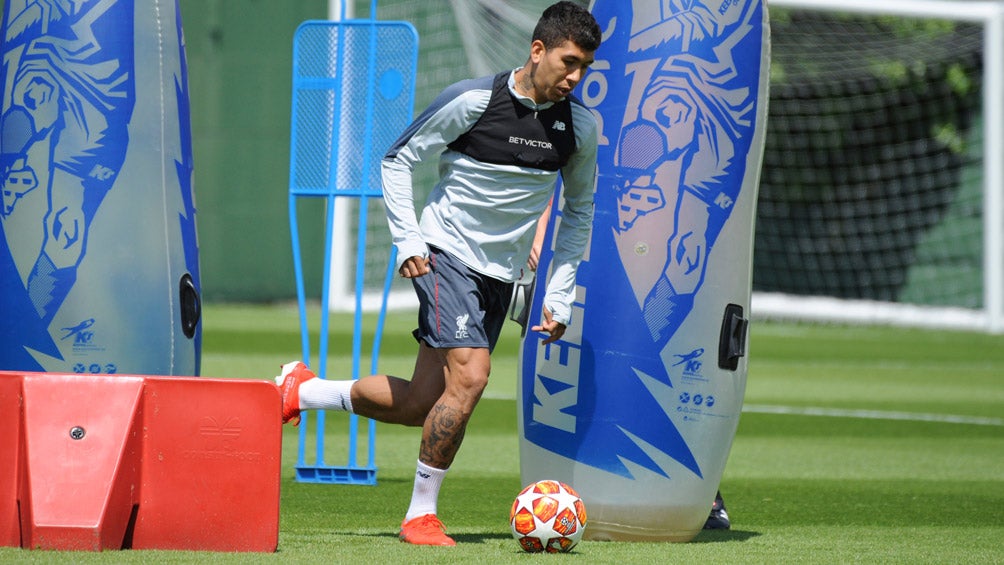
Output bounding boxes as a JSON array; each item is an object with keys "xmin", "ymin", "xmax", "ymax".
[{"xmin": 1, "ymin": 0, "xmax": 136, "ymax": 369}]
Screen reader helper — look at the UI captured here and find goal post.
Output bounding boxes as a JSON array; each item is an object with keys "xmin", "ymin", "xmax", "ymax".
[{"xmin": 756, "ymin": 0, "xmax": 1004, "ymax": 333}]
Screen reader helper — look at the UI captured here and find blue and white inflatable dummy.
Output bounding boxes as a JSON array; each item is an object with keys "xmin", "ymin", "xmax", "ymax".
[
  {"xmin": 518, "ymin": 0, "xmax": 770, "ymax": 541},
  {"xmin": 0, "ymin": 0, "xmax": 200, "ymax": 376}
]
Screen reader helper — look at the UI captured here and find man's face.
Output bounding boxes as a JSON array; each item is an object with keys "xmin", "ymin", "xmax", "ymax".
[{"xmin": 530, "ymin": 39, "xmax": 595, "ymax": 103}]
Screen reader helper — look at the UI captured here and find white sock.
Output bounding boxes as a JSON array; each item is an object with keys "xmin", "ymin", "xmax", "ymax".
[
  {"xmin": 297, "ymin": 378, "xmax": 354, "ymax": 412},
  {"xmin": 404, "ymin": 460, "xmax": 447, "ymax": 521}
]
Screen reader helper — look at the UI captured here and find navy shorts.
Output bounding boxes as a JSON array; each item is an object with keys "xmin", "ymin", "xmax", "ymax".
[{"xmin": 411, "ymin": 246, "xmax": 514, "ymax": 353}]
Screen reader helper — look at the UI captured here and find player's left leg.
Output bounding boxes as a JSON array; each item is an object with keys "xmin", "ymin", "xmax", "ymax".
[
  {"xmin": 400, "ymin": 344, "xmax": 490, "ymax": 546},
  {"xmin": 416, "ymin": 345, "xmax": 490, "ymax": 469}
]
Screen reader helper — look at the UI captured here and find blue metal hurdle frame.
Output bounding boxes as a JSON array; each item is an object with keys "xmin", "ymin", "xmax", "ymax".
[{"xmin": 287, "ymin": 4, "xmax": 418, "ymax": 485}]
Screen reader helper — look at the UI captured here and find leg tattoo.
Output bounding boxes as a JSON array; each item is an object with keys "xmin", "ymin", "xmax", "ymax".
[{"xmin": 420, "ymin": 404, "xmax": 468, "ymax": 469}]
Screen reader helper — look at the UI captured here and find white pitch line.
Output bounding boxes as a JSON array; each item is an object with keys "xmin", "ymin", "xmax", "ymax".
[
  {"xmin": 484, "ymin": 393, "xmax": 1003, "ymax": 426},
  {"xmin": 742, "ymin": 404, "xmax": 1004, "ymax": 427}
]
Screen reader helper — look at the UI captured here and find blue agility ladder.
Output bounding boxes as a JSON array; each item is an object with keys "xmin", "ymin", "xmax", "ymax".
[{"xmin": 287, "ymin": 7, "xmax": 418, "ymax": 484}]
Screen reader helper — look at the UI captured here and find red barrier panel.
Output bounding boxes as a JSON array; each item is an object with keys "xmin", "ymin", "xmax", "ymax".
[
  {"xmin": 0, "ymin": 372, "xmax": 282, "ymax": 552},
  {"xmin": 0, "ymin": 376, "xmax": 20, "ymax": 547},
  {"xmin": 21, "ymin": 375, "xmax": 145, "ymax": 550}
]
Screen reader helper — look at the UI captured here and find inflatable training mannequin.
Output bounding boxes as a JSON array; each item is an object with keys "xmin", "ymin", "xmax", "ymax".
[
  {"xmin": 517, "ymin": 0, "xmax": 770, "ymax": 541},
  {"xmin": 0, "ymin": 0, "xmax": 200, "ymax": 376}
]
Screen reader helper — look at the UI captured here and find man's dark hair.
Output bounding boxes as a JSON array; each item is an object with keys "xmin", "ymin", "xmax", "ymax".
[{"xmin": 533, "ymin": 1, "xmax": 602, "ymax": 53}]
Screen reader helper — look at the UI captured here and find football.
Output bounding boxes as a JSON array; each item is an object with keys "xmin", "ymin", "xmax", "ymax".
[{"xmin": 509, "ymin": 480, "xmax": 587, "ymax": 553}]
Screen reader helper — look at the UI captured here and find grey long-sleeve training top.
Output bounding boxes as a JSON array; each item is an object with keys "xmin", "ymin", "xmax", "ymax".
[{"xmin": 381, "ymin": 69, "xmax": 597, "ymax": 325}]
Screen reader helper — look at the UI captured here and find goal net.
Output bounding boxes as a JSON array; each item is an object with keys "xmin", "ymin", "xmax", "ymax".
[
  {"xmin": 758, "ymin": 0, "xmax": 1003, "ymax": 332},
  {"xmin": 329, "ymin": 0, "xmax": 1004, "ymax": 333}
]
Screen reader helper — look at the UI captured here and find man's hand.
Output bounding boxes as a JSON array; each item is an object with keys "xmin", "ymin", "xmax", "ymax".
[
  {"xmin": 531, "ymin": 306, "xmax": 566, "ymax": 345},
  {"xmin": 399, "ymin": 255, "xmax": 430, "ymax": 278}
]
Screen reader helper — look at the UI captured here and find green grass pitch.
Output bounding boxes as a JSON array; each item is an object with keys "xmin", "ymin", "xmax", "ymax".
[{"xmin": 3, "ymin": 303, "xmax": 1002, "ymax": 563}]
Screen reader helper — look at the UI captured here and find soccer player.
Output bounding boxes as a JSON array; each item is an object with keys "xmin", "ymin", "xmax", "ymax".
[{"xmin": 276, "ymin": 1, "xmax": 601, "ymax": 547}]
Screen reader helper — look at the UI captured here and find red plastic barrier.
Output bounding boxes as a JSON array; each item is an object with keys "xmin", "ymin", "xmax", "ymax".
[
  {"xmin": 0, "ymin": 372, "xmax": 282, "ymax": 552},
  {"xmin": 0, "ymin": 375, "xmax": 20, "ymax": 547}
]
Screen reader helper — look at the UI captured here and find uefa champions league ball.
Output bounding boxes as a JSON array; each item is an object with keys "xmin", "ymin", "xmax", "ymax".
[{"xmin": 509, "ymin": 480, "xmax": 587, "ymax": 553}]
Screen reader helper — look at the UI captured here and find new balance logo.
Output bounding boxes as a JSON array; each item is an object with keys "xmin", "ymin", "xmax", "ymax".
[
  {"xmin": 455, "ymin": 313, "xmax": 470, "ymax": 339},
  {"xmin": 552, "ymin": 120, "xmax": 567, "ymax": 131}
]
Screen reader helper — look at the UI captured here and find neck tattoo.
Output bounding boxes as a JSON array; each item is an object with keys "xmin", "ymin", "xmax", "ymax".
[{"xmin": 519, "ymin": 72, "xmax": 535, "ymax": 99}]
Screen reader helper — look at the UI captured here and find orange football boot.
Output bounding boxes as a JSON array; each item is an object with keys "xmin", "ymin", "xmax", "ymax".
[
  {"xmin": 275, "ymin": 361, "xmax": 316, "ymax": 425},
  {"xmin": 399, "ymin": 514, "xmax": 456, "ymax": 546}
]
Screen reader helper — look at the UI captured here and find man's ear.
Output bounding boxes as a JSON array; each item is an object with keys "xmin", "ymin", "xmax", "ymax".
[{"xmin": 529, "ymin": 39, "xmax": 546, "ymax": 64}]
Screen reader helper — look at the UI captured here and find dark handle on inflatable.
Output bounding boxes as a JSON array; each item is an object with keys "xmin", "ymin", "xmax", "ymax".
[
  {"xmin": 179, "ymin": 273, "xmax": 201, "ymax": 339},
  {"xmin": 718, "ymin": 303, "xmax": 748, "ymax": 371}
]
